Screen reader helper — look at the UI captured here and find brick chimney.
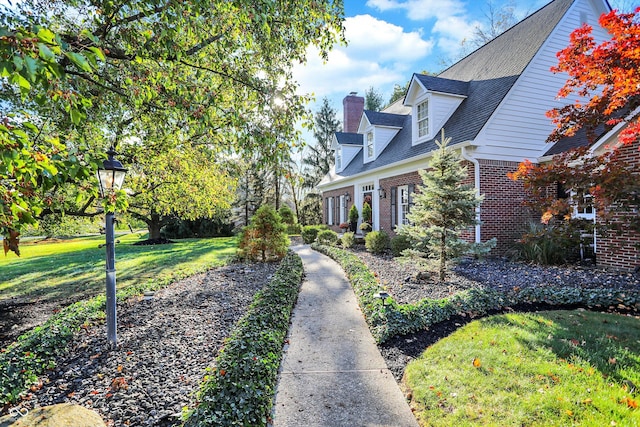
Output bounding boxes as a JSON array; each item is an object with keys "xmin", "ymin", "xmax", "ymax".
[{"xmin": 343, "ymin": 92, "xmax": 364, "ymax": 133}]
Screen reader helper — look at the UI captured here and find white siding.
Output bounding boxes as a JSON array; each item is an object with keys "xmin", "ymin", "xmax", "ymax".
[
  {"xmin": 339, "ymin": 145, "xmax": 362, "ymax": 171},
  {"xmin": 431, "ymin": 93, "xmax": 464, "ymax": 136},
  {"xmin": 473, "ymin": 0, "xmax": 611, "ymax": 162},
  {"xmin": 374, "ymin": 127, "xmax": 400, "ymax": 158}
]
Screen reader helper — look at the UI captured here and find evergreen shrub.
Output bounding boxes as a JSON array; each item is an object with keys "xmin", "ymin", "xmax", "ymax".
[
  {"xmin": 365, "ymin": 231, "xmax": 389, "ymax": 254},
  {"xmin": 316, "ymin": 229, "xmax": 338, "ymax": 246}
]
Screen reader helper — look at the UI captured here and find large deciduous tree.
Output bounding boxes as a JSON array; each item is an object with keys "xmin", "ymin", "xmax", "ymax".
[{"xmin": 0, "ymin": 0, "xmax": 345, "ymax": 252}]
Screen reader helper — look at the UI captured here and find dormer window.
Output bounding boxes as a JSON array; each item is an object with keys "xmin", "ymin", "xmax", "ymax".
[
  {"xmin": 366, "ymin": 131, "xmax": 374, "ymax": 158},
  {"xmin": 335, "ymin": 147, "xmax": 342, "ymax": 170},
  {"xmin": 417, "ymin": 99, "xmax": 429, "ymax": 138}
]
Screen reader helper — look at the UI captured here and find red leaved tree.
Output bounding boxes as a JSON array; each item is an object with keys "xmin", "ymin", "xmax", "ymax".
[
  {"xmin": 509, "ymin": 7, "xmax": 640, "ymax": 236},
  {"xmin": 547, "ymin": 7, "xmax": 640, "ymax": 146}
]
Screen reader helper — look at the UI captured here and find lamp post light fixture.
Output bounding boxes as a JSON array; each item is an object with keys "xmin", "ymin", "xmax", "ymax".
[
  {"xmin": 374, "ymin": 291, "xmax": 390, "ymax": 307},
  {"xmin": 344, "ymin": 192, "xmax": 351, "ymax": 202},
  {"xmin": 377, "ymin": 187, "xmax": 386, "ymax": 199},
  {"xmin": 97, "ymin": 147, "xmax": 127, "ymax": 347}
]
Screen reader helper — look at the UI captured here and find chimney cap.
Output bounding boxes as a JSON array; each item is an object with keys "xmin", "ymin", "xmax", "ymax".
[{"xmin": 349, "ymin": 91, "xmax": 358, "ymax": 96}]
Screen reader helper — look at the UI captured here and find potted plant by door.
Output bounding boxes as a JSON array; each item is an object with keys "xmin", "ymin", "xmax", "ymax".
[
  {"xmin": 359, "ymin": 222, "xmax": 372, "ymax": 235},
  {"xmin": 348, "ymin": 205, "xmax": 359, "ymax": 233}
]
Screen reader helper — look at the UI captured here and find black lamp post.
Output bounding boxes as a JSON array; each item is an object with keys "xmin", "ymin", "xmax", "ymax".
[{"xmin": 97, "ymin": 147, "xmax": 127, "ymax": 347}]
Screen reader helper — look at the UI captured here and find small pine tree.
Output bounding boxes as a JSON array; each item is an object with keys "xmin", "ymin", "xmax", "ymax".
[
  {"xmin": 400, "ymin": 129, "xmax": 484, "ymax": 281},
  {"xmin": 238, "ymin": 205, "xmax": 290, "ymax": 262}
]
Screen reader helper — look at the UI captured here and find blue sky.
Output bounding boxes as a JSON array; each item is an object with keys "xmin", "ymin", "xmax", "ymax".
[{"xmin": 291, "ymin": 0, "xmax": 630, "ymax": 130}]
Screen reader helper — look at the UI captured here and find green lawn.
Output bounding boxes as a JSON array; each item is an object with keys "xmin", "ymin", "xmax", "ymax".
[
  {"xmin": 0, "ymin": 233, "xmax": 237, "ymax": 304},
  {"xmin": 405, "ymin": 310, "xmax": 640, "ymax": 426}
]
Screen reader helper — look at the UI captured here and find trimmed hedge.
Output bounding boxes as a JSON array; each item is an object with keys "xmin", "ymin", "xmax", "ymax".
[
  {"xmin": 312, "ymin": 244, "xmax": 640, "ymax": 343},
  {"xmin": 0, "ymin": 258, "xmax": 231, "ymax": 405},
  {"xmin": 183, "ymin": 250, "xmax": 304, "ymax": 426}
]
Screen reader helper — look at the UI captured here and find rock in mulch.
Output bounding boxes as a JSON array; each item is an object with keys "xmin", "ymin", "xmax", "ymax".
[
  {"xmin": 4, "ymin": 262, "xmax": 279, "ymax": 427},
  {"xmin": 0, "ymin": 404, "xmax": 105, "ymax": 427}
]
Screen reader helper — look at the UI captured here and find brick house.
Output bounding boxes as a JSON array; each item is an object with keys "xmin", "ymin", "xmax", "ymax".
[{"xmin": 318, "ymin": 0, "xmax": 639, "ymax": 271}]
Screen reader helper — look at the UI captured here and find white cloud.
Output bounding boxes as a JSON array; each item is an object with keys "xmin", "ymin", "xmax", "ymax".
[
  {"xmin": 432, "ymin": 15, "xmax": 479, "ymax": 55},
  {"xmin": 365, "ymin": 0, "xmax": 479, "ymax": 60},
  {"xmin": 292, "ymin": 14, "xmax": 433, "ymax": 102},
  {"xmin": 366, "ymin": 0, "xmax": 466, "ymax": 21}
]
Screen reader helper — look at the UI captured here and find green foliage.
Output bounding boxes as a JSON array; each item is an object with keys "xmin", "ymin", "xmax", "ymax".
[
  {"xmin": 361, "ymin": 202, "xmax": 372, "ymax": 223},
  {"xmin": 0, "ymin": 237, "xmax": 235, "ymax": 405},
  {"xmin": 278, "ymin": 205, "xmax": 296, "ymax": 226},
  {"xmin": 507, "ymin": 220, "xmax": 581, "ymax": 265},
  {"xmin": 341, "ymin": 231, "xmax": 355, "ymax": 249},
  {"xmin": 183, "ymin": 251, "xmax": 303, "ymax": 426},
  {"xmin": 1, "ymin": 0, "xmax": 346, "ymax": 249},
  {"xmin": 348, "ymin": 205, "xmax": 359, "ymax": 224},
  {"xmin": 406, "ymin": 311, "xmax": 640, "ymax": 426},
  {"xmin": 301, "ymin": 225, "xmax": 327, "ymax": 244},
  {"xmin": 298, "ymin": 194, "xmax": 323, "ymax": 226},
  {"xmin": 390, "ymin": 234, "xmax": 412, "ymax": 257},
  {"xmin": 238, "ymin": 206, "xmax": 289, "ymax": 262},
  {"xmin": 399, "ymin": 129, "xmax": 484, "ymax": 281},
  {"xmin": 364, "ymin": 86, "xmax": 384, "ymax": 111},
  {"xmin": 302, "ymin": 97, "xmax": 341, "ymax": 188},
  {"xmin": 312, "ymin": 244, "xmax": 640, "ymax": 343},
  {"xmin": 161, "ymin": 215, "xmax": 234, "ymax": 239},
  {"xmin": 365, "ymin": 231, "xmax": 390, "ymax": 254},
  {"xmin": 286, "ymin": 224, "xmax": 302, "ymax": 235},
  {"xmin": 316, "ymin": 229, "xmax": 339, "ymax": 246}
]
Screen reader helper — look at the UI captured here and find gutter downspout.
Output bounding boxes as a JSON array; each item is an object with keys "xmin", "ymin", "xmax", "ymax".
[{"xmin": 461, "ymin": 146, "xmax": 481, "ymax": 243}]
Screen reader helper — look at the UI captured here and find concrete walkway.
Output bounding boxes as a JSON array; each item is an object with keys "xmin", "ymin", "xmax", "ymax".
[{"xmin": 271, "ymin": 245, "xmax": 418, "ymax": 427}]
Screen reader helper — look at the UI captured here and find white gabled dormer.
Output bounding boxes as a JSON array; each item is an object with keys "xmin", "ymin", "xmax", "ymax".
[
  {"xmin": 404, "ymin": 73, "xmax": 468, "ymax": 145},
  {"xmin": 332, "ymin": 132, "xmax": 363, "ymax": 173},
  {"xmin": 357, "ymin": 110, "xmax": 405, "ymax": 163}
]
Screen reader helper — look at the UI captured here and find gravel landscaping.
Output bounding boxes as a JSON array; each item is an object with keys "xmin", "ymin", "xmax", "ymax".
[
  {"xmin": 3, "ymin": 262, "xmax": 279, "ymax": 427},
  {"xmin": 348, "ymin": 246, "xmax": 640, "ymax": 380}
]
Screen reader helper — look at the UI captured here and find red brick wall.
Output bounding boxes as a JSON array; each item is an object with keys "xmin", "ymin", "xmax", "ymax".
[
  {"xmin": 478, "ymin": 159, "xmax": 534, "ymax": 253},
  {"xmin": 379, "ymin": 171, "xmax": 421, "ymax": 233},
  {"xmin": 597, "ymin": 141, "xmax": 640, "ymax": 271},
  {"xmin": 343, "ymin": 94, "xmax": 364, "ymax": 133},
  {"xmin": 322, "ymin": 186, "xmax": 355, "ymax": 232}
]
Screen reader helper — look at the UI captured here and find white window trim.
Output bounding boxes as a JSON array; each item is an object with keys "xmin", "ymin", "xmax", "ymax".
[
  {"xmin": 364, "ymin": 130, "xmax": 374, "ymax": 163},
  {"xmin": 398, "ymin": 185, "xmax": 410, "ymax": 226},
  {"xmin": 570, "ymin": 190, "xmax": 595, "ymax": 221},
  {"xmin": 339, "ymin": 195, "xmax": 346, "ymax": 224},
  {"xmin": 335, "ymin": 147, "xmax": 342, "ymax": 171},
  {"xmin": 412, "ymin": 93, "xmax": 432, "ymax": 145},
  {"xmin": 328, "ymin": 197, "xmax": 334, "ymax": 225}
]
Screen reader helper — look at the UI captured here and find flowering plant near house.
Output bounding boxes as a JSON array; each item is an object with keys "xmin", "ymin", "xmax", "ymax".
[{"xmin": 339, "ymin": 222, "xmax": 349, "ymax": 230}]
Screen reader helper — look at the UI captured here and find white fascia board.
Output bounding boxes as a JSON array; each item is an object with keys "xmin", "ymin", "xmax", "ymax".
[
  {"xmin": 403, "ymin": 76, "xmax": 427, "ymax": 107},
  {"xmin": 318, "ymin": 140, "xmax": 475, "ymax": 191}
]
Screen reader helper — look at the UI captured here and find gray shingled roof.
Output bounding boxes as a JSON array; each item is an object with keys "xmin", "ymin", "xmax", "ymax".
[
  {"xmin": 364, "ymin": 110, "xmax": 406, "ymax": 127},
  {"xmin": 413, "ymin": 74, "xmax": 469, "ymax": 96},
  {"xmin": 335, "ymin": 132, "xmax": 363, "ymax": 145},
  {"xmin": 326, "ymin": 0, "xmax": 575, "ymax": 182}
]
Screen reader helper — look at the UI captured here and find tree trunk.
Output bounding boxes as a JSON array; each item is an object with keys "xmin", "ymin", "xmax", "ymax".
[
  {"xmin": 147, "ymin": 213, "xmax": 162, "ymax": 240},
  {"xmin": 439, "ymin": 230, "xmax": 447, "ymax": 282}
]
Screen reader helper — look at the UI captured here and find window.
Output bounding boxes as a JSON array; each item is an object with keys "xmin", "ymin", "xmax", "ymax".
[
  {"xmin": 417, "ymin": 100, "xmax": 429, "ymax": 138},
  {"xmin": 335, "ymin": 147, "xmax": 342, "ymax": 170},
  {"xmin": 327, "ymin": 197, "xmax": 334, "ymax": 225},
  {"xmin": 571, "ymin": 190, "xmax": 595, "ymax": 220},
  {"xmin": 366, "ymin": 131, "xmax": 374, "ymax": 158},
  {"xmin": 339, "ymin": 195, "xmax": 347, "ymax": 224},
  {"xmin": 399, "ymin": 185, "xmax": 410, "ymax": 225},
  {"xmin": 392, "ymin": 184, "xmax": 414, "ymax": 228}
]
